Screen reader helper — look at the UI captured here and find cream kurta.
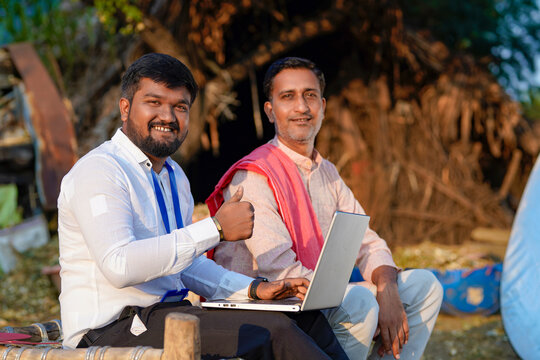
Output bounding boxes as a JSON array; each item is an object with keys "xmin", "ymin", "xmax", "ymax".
[{"xmin": 213, "ymin": 137, "xmax": 397, "ymax": 283}]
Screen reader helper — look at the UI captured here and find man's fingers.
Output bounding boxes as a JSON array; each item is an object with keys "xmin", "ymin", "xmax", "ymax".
[
  {"xmin": 379, "ymin": 326, "xmax": 402, "ymax": 359},
  {"xmin": 380, "ymin": 327, "xmax": 392, "ymax": 356},
  {"xmin": 289, "ymin": 277, "xmax": 310, "ymax": 288},
  {"xmin": 403, "ymin": 314, "xmax": 410, "ymax": 344},
  {"xmin": 398, "ymin": 324, "xmax": 405, "ymax": 349},
  {"xmin": 391, "ymin": 329, "xmax": 401, "ymax": 359},
  {"xmin": 377, "ymin": 345, "xmax": 384, "ymax": 357},
  {"xmin": 216, "ymin": 186, "xmax": 254, "ymax": 241},
  {"xmin": 265, "ymin": 278, "xmax": 311, "ymax": 300},
  {"xmin": 227, "ymin": 186, "xmax": 244, "ymax": 202}
]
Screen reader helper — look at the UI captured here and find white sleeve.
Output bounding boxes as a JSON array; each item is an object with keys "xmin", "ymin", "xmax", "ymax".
[
  {"xmin": 65, "ymin": 156, "xmax": 223, "ymax": 288},
  {"xmin": 181, "ymin": 255, "xmax": 253, "ymax": 300}
]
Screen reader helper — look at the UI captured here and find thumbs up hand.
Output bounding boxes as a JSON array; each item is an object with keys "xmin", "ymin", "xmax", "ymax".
[{"xmin": 214, "ymin": 186, "xmax": 254, "ymax": 241}]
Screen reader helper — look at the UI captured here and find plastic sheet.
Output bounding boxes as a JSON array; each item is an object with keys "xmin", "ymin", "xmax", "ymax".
[{"xmin": 430, "ymin": 264, "xmax": 502, "ymax": 316}]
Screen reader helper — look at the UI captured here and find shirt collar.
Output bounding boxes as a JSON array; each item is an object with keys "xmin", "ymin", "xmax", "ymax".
[
  {"xmin": 269, "ymin": 136, "xmax": 322, "ymax": 172},
  {"xmin": 112, "ymin": 128, "xmax": 171, "ymax": 172}
]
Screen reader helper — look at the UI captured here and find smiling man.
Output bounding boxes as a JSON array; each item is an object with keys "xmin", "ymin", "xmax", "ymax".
[
  {"xmin": 120, "ymin": 77, "xmax": 189, "ymax": 168},
  {"xmin": 57, "ymin": 53, "xmax": 348, "ymax": 360},
  {"xmin": 207, "ymin": 57, "xmax": 443, "ymax": 360}
]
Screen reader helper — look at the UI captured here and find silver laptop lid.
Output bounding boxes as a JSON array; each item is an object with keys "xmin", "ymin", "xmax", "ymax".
[{"xmin": 301, "ymin": 211, "xmax": 370, "ymax": 311}]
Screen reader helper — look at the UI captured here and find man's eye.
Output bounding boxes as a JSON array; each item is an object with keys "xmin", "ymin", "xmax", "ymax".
[{"xmin": 176, "ymin": 105, "xmax": 188, "ymax": 112}]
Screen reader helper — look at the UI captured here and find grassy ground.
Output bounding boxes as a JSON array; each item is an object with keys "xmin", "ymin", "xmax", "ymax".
[
  {"xmin": 0, "ymin": 216, "xmax": 519, "ymax": 359},
  {"xmin": 0, "ymin": 235, "xmax": 60, "ymax": 327}
]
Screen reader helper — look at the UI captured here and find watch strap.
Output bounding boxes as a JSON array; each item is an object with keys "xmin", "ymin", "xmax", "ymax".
[
  {"xmin": 211, "ymin": 216, "xmax": 224, "ymax": 241},
  {"xmin": 249, "ymin": 277, "xmax": 269, "ymax": 300}
]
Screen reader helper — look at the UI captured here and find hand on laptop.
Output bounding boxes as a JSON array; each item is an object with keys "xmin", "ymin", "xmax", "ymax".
[
  {"xmin": 257, "ymin": 278, "xmax": 310, "ymax": 300},
  {"xmin": 214, "ymin": 186, "xmax": 255, "ymax": 241}
]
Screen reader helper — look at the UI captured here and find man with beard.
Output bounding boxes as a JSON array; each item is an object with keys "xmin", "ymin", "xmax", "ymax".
[{"xmin": 57, "ymin": 53, "xmax": 348, "ymax": 360}]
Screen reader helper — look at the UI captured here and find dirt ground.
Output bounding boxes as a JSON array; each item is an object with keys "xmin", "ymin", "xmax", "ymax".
[
  {"xmin": 391, "ymin": 241, "xmax": 519, "ymax": 359},
  {"xmin": 0, "ymin": 221, "xmax": 519, "ymax": 359},
  {"xmin": 424, "ymin": 313, "xmax": 518, "ymax": 359}
]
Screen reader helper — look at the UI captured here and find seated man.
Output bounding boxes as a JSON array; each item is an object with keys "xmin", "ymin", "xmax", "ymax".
[
  {"xmin": 207, "ymin": 57, "xmax": 443, "ymax": 360},
  {"xmin": 58, "ymin": 53, "xmax": 348, "ymax": 360}
]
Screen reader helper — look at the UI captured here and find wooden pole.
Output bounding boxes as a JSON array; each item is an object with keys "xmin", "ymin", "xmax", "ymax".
[
  {"xmin": 470, "ymin": 227, "xmax": 511, "ymax": 245},
  {"xmin": 0, "ymin": 312, "xmax": 201, "ymax": 359},
  {"xmin": 0, "ymin": 346, "xmax": 163, "ymax": 359},
  {"xmin": 162, "ymin": 313, "xmax": 200, "ymax": 360},
  {"xmin": 497, "ymin": 149, "xmax": 522, "ymax": 200}
]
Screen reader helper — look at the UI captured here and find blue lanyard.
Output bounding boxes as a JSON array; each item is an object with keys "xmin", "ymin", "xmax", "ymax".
[{"xmin": 151, "ymin": 162, "xmax": 184, "ymax": 233}]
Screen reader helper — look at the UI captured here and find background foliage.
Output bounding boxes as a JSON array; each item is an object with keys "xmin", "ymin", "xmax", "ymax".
[
  {"xmin": 2, "ymin": 0, "xmax": 538, "ymax": 112},
  {"xmin": 399, "ymin": 0, "xmax": 540, "ymax": 98}
]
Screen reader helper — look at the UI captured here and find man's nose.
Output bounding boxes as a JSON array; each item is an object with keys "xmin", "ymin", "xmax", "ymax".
[
  {"xmin": 294, "ymin": 96, "xmax": 309, "ymax": 113},
  {"xmin": 158, "ymin": 106, "xmax": 175, "ymax": 122}
]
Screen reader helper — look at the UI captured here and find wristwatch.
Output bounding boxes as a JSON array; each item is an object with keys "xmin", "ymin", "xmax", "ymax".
[
  {"xmin": 249, "ymin": 277, "xmax": 269, "ymax": 300},
  {"xmin": 211, "ymin": 216, "xmax": 224, "ymax": 241}
]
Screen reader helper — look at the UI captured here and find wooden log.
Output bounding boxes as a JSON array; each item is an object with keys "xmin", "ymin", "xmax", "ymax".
[
  {"xmin": 392, "ymin": 208, "xmax": 474, "ymax": 226},
  {"xmin": 163, "ymin": 313, "xmax": 200, "ymax": 360},
  {"xmin": 460, "ymin": 99, "xmax": 472, "ymax": 146},
  {"xmin": 248, "ymin": 63, "xmax": 263, "ymax": 139},
  {"xmin": 403, "ymin": 161, "xmax": 497, "ymax": 226},
  {"xmin": 0, "ymin": 346, "xmax": 162, "ymax": 359},
  {"xmin": 139, "ymin": 15, "xmax": 204, "ymax": 86},
  {"xmin": 497, "ymin": 149, "xmax": 522, "ymax": 200},
  {"xmin": 470, "ymin": 227, "xmax": 511, "ymax": 246},
  {"xmin": 485, "ymin": 113, "xmax": 502, "ymax": 158},
  {"xmin": 211, "ymin": 8, "xmax": 341, "ymax": 85},
  {"xmin": 0, "ymin": 312, "xmax": 201, "ymax": 359},
  {"xmin": 7, "ymin": 43, "xmax": 78, "ymax": 210}
]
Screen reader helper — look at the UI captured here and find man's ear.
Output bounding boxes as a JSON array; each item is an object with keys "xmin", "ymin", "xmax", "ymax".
[
  {"xmin": 264, "ymin": 101, "xmax": 274, "ymax": 123},
  {"xmin": 119, "ymin": 98, "xmax": 130, "ymax": 123},
  {"xmin": 322, "ymin": 97, "xmax": 326, "ymax": 114}
]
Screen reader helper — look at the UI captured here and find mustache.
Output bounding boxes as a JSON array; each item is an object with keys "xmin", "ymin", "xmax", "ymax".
[{"xmin": 148, "ymin": 120, "xmax": 180, "ymax": 131}]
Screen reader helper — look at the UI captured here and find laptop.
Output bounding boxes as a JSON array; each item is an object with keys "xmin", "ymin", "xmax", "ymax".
[{"xmin": 202, "ymin": 211, "xmax": 370, "ymax": 312}]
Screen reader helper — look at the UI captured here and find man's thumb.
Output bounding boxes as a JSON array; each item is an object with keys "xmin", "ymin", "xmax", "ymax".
[{"xmin": 228, "ymin": 186, "xmax": 244, "ymax": 202}]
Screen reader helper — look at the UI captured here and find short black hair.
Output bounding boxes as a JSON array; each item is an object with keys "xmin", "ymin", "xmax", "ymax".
[
  {"xmin": 121, "ymin": 53, "xmax": 198, "ymax": 105},
  {"xmin": 263, "ymin": 57, "xmax": 325, "ymax": 100}
]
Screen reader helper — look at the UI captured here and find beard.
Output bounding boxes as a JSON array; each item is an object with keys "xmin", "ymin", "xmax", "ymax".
[
  {"xmin": 136, "ymin": 134, "xmax": 182, "ymax": 158},
  {"xmin": 125, "ymin": 116, "xmax": 186, "ymax": 158}
]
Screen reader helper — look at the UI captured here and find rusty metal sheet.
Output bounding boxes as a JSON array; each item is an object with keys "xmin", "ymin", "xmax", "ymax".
[{"xmin": 7, "ymin": 43, "xmax": 78, "ymax": 210}]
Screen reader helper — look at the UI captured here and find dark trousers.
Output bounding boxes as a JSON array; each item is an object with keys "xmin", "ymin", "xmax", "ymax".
[{"xmin": 78, "ymin": 301, "xmax": 348, "ymax": 360}]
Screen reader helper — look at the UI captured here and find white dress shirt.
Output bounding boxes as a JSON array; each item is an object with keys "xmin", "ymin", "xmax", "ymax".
[{"xmin": 58, "ymin": 129, "xmax": 252, "ymax": 348}]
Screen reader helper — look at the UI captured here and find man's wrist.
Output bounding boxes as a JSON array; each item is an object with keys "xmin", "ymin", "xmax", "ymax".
[
  {"xmin": 211, "ymin": 216, "xmax": 224, "ymax": 241},
  {"xmin": 372, "ymin": 265, "xmax": 398, "ymax": 287},
  {"xmin": 248, "ymin": 277, "xmax": 268, "ymax": 300}
]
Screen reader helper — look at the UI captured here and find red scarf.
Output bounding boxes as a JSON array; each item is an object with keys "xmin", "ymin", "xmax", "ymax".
[{"xmin": 206, "ymin": 143, "xmax": 325, "ymax": 270}]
